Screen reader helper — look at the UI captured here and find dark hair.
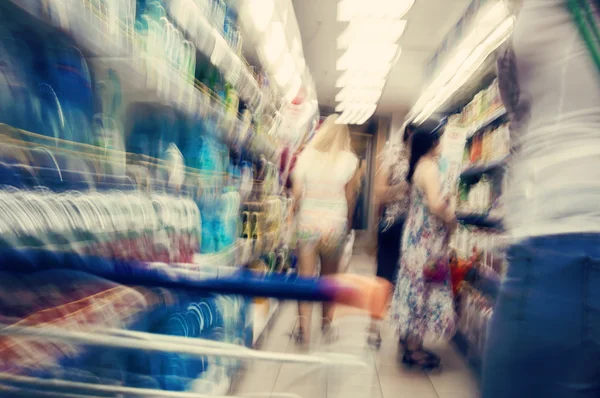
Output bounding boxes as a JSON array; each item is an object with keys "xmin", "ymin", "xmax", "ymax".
[
  {"xmin": 403, "ymin": 123, "xmax": 416, "ymax": 143},
  {"xmin": 406, "ymin": 119, "xmax": 444, "ymax": 183}
]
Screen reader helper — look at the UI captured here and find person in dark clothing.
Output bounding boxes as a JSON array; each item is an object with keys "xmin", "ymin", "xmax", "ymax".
[{"xmin": 368, "ymin": 124, "xmax": 414, "ymax": 348}]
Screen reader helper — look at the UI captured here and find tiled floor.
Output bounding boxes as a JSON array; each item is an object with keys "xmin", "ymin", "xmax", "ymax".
[{"xmin": 235, "ymin": 253, "xmax": 480, "ymax": 398}]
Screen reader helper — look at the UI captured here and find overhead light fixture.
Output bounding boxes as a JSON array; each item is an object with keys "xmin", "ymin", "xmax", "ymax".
[
  {"xmin": 244, "ymin": 0, "xmax": 275, "ymax": 32},
  {"xmin": 337, "ymin": 20, "xmax": 407, "ymax": 48},
  {"xmin": 261, "ymin": 22, "xmax": 286, "ymax": 66},
  {"xmin": 335, "ymin": 87, "xmax": 382, "ymax": 103},
  {"xmin": 410, "ymin": 2, "xmax": 514, "ymax": 124},
  {"xmin": 336, "ymin": 104, "xmax": 377, "ymax": 124},
  {"xmin": 337, "ymin": 44, "xmax": 398, "ymax": 70},
  {"xmin": 356, "ymin": 106, "xmax": 377, "ymax": 124},
  {"xmin": 274, "ymin": 52, "xmax": 295, "ymax": 87},
  {"xmin": 337, "ymin": 0, "xmax": 415, "ymax": 21},
  {"xmin": 335, "ymin": 0, "xmax": 412, "ymax": 125},
  {"xmin": 284, "ymin": 75, "xmax": 302, "ymax": 102},
  {"xmin": 335, "ymin": 102, "xmax": 373, "ymax": 113},
  {"xmin": 336, "ymin": 71, "xmax": 388, "ymax": 88}
]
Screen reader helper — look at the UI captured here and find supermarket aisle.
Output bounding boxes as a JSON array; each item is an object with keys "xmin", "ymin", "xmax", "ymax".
[{"xmin": 235, "ymin": 253, "xmax": 480, "ymax": 398}]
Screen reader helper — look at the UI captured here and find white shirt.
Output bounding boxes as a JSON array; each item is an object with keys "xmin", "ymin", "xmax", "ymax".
[
  {"xmin": 503, "ymin": 0, "xmax": 600, "ymax": 239},
  {"xmin": 292, "ymin": 148, "xmax": 359, "ymax": 235}
]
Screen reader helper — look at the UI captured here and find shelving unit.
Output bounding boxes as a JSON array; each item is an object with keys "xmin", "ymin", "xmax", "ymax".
[
  {"xmin": 0, "ymin": 0, "xmax": 316, "ymax": 394},
  {"xmin": 166, "ymin": 0, "xmax": 266, "ymax": 114},
  {"xmin": 4, "ymin": 0, "xmax": 281, "ymax": 160},
  {"xmin": 440, "ymin": 70, "xmax": 510, "ymax": 376},
  {"xmin": 466, "ymin": 107, "xmax": 507, "ymax": 139},
  {"xmin": 456, "ymin": 212, "xmax": 503, "ymax": 230},
  {"xmin": 460, "ymin": 155, "xmax": 508, "ymax": 180}
]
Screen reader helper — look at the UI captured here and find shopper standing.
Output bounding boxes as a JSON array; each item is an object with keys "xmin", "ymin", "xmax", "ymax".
[
  {"xmin": 483, "ymin": 1, "xmax": 600, "ymax": 397},
  {"xmin": 291, "ymin": 114, "xmax": 360, "ymax": 345},
  {"xmin": 389, "ymin": 121, "xmax": 457, "ymax": 370},
  {"xmin": 368, "ymin": 124, "xmax": 414, "ymax": 348}
]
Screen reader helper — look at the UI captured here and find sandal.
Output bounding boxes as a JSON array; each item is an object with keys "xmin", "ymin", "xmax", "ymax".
[
  {"xmin": 401, "ymin": 348, "xmax": 441, "ymax": 370},
  {"xmin": 294, "ymin": 328, "xmax": 306, "ymax": 345},
  {"xmin": 321, "ymin": 319, "xmax": 339, "ymax": 344},
  {"xmin": 368, "ymin": 326, "xmax": 382, "ymax": 349}
]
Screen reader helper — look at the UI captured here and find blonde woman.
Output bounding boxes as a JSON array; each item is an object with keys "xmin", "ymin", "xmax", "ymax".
[{"xmin": 291, "ymin": 114, "xmax": 360, "ymax": 345}]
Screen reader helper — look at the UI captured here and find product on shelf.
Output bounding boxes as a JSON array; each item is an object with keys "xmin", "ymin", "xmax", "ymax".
[
  {"xmin": 462, "ymin": 122, "xmax": 510, "ymax": 168},
  {"xmin": 450, "ymin": 225, "xmax": 507, "ymax": 278},
  {"xmin": 0, "ymin": 1, "xmax": 318, "ymax": 396},
  {"xmin": 454, "ymin": 79, "xmax": 504, "ymax": 129}
]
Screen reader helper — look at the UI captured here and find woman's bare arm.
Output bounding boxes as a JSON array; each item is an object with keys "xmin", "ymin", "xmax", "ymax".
[{"xmin": 416, "ymin": 160, "xmax": 456, "ymax": 229}]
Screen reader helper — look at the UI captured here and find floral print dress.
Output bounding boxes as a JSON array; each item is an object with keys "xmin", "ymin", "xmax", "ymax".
[{"xmin": 390, "ymin": 175, "xmax": 456, "ymax": 341}]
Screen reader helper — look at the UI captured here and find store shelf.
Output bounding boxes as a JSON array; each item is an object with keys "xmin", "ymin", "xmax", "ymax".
[
  {"xmin": 457, "ymin": 212, "xmax": 503, "ymax": 229},
  {"xmin": 460, "ymin": 156, "xmax": 508, "ymax": 179},
  {"xmin": 166, "ymin": 0, "xmax": 266, "ymax": 114},
  {"xmin": 466, "ymin": 107, "xmax": 507, "ymax": 139},
  {"xmin": 4, "ymin": 0, "xmax": 278, "ymax": 161}
]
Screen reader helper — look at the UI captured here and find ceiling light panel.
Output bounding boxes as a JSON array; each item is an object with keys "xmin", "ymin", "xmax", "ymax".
[
  {"xmin": 335, "ymin": 88, "xmax": 382, "ymax": 103},
  {"xmin": 337, "ymin": 44, "xmax": 398, "ymax": 71},
  {"xmin": 335, "ymin": 102, "xmax": 377, "ymax": 113},
  {"xmin": 336, "ymin": 71, "xmax": 388, "ymax": 88},
  {"xmin": 335, "ymin": 69, "xmax": 389, "ymax": 87},
  {"xmin": 338, "ymin": 0, "xmax": 415, "ymax": 21},
  {"xmin": 335, "ymin": 0, "xmax": 414, "ymax": 124},
  {"xmin": 336, "ymin": 104, "xmax": 377, "ymax": 124},
  {"xmin": 261, "ymin": 22, "xmax": 286, "ymax": 65},
  {"xmin": 337, "ymin": 20, "xmax": 407, "ymax": 48}
]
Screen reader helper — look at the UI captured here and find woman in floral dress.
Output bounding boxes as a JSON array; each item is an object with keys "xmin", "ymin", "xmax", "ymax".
[{"xmin": 390, "ymin": 121, "xmax": 457, "ymax": 370}]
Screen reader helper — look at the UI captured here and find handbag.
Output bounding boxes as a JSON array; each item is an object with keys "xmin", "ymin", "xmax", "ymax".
[{"xmin": 423, "ymin": 256, "xmax": 450, "ymax": 284}]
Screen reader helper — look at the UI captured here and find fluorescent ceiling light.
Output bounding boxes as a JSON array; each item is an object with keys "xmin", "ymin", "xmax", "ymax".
[
  {"xmin": 337, "ymin": 80, "xmax": 387, "ymax": 92},
  {"xmin": 245, "ymin": 0, "xmax": 275, "ymax": 33},
  {"xmin": 335, "ymin": 102, "xmax": 377, "ymax": 112},
  {"xmin": 336, "ymin": 76, "xmax": 386, "ymax": 90},
  {"xmin": 336, "ymin": 70, "xmax": 389, "ymax": 87},
  {"xmin": 337, "ymin": 20, "xmax": 407, "ymax": 48},
  {"xmin": 355, "ymin": 106, "xmax": 377, "ymax": 124},
  {"xmin": 274, "ymin": 53, "xmax": 295, "ymax": 87},
  {"xmin": 338, "ymin": 0, "xmax": 415, "ymax": 21},
  {"xmin": 284, "ymin": 75, "xmax": 302, "ymax": 102},
  {"xmin": 337, "ymin": 104, "xmax": 377, "ymax": 124},
  {"xmin": 338, "ymin": 64, "xmax": 393, "ymax": 77},
  {"xmin": 335, "ymin": 87, "xmax": 382, "ymax": 103},
  {"xmin": 262, "ymin": 22, "xmax": 287, "ymax": 66},
  {"xmin": 338, "ymin": 107, "xmax": 360, "ymax": 124},
  {"xmin": 337, "ymin": 44, "xmax": 398, "ymax": 70}
]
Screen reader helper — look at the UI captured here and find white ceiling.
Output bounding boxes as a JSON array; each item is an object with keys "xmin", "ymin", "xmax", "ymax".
[{"xmin": 291, "ymin": 0, "xmax": 471, "ymax": 119}]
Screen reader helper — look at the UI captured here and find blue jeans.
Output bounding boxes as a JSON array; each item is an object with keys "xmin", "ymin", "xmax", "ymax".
[{"xmin": 482, "ymin": 234, "xmax": 600, "ymax": 398}]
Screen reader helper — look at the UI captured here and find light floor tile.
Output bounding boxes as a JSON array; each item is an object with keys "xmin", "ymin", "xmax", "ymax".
[{"xmin": 235, "ymin": 253, "xmax": 480, "ymax": 398}]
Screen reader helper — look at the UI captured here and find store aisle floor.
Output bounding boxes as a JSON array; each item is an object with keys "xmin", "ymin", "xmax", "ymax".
[{"xmin": 235, "ymin": 253, "xmax": 480, "ymax": 398}]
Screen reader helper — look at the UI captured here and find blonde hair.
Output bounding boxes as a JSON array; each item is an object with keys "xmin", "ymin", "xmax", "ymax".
[{"xmin": 307, "ymin": 114, "xmax": 352, "ymax": 154}]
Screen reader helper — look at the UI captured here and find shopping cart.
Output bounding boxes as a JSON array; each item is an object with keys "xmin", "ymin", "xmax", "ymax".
[
  {"xmin": 0, "ymin": 270, "xmax": 388, "ymax": 398},
  {"xmin": 0, "ymin": 308, "xmax": 379, "ymax": 398}
]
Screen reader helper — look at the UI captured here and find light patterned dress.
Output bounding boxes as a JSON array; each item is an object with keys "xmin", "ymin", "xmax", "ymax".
[{"xmin": 390, "ymin": 167, "xmax": 456, "ymax": 340}]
